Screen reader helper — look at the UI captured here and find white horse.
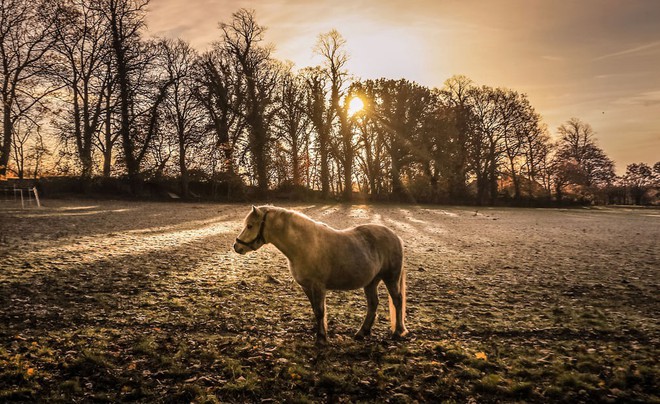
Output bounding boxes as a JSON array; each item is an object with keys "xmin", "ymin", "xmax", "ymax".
[{"xmin": 233, "ymin": 205, "xmax": 408, "ymax": 345}]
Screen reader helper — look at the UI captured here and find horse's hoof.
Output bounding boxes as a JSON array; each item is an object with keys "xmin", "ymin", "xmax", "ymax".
[
  {"xmin": 315, "ymin": 337, "xmax": 329, "ymax": 347},
  {"xmin": 392, "ymin": 329, "xmax": 409, "ymax": 340}
]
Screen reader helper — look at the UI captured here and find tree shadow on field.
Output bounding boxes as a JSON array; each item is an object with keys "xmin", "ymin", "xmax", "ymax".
[
  {"xmin": 0, "ymin": 200, "xmax": 244, "ymax": 248},
  {"xmin": 1, "ymin": 201, "xmax": 659, "ymax": 402},
  {"xmin": 0, "ymin": 213, "xmax": 264, "ymax": 400},
  {"xmin": 0, "ymin": 229, "xmax": 235, "ymax": 335}
]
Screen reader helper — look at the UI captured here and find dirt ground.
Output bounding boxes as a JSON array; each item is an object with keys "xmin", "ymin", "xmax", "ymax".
[{"xmin": 0, "ymin": 198, "xmax": 658, "ymax": 402}]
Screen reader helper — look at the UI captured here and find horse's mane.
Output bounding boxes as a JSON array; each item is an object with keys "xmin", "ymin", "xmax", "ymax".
[{"xmin": 260, "ymin": 205, "xmax": 330, "ymax": 229}]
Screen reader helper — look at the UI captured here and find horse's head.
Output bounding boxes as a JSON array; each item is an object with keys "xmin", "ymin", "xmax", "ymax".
[{"xmin": 233, "ymin": 205, "xmax": 268, "ymax": 254}]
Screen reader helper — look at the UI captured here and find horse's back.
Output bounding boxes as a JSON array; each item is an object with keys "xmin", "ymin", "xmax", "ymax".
[{"xmin": 352, "ymin": 224, "xmax": 403, "ymax": 269}]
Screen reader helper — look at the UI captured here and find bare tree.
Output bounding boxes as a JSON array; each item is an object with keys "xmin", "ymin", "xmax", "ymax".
[
  {"xmin": 274, "ymin": 67, "xmax": 310, "ymax": 187},
  {"xmin": 196, "ymin": 47, "xmax": 245, "ymax": 179},
  {"xmin": 419, "ymin": 94, "xmax": 458, "ymax": 202},
  {"xmin": 219, "ymin": 8, "xmax": 278, "ymax": 195},
  {"xmin": 94, "ymin": 71, "xmax": 120, "ymax": 178},
  {"xmin": 497, "ymin": 90, "xmax": 541, "ymax": 201},
  {"xmin": 158, "ymin": 38, "xmax": 205, "ymax": 197},
  {"xmin": 520, "ymin": 122, "xmax": 552, "ymax": 198},
  {"xmin": 0, "ymin": 0, "xmax": 58, "ymax": 177},
  {"xmin": 466, "ymin": 86, "xmax": 503, "ymax": 205},
  {"xmin": 358, "ymin": 79, "xmax": 434, "ymax": 201},
  {"xmin": 440, "ymin": 75, "xmax": 474, "ymax": 201},
  {"xmin": 94, "ymin": 0, "xmax": 174, "ymax": 193},
  {"xmin": 52, "ymin": 0, "xmax": 113, "ymax": 184},
  {"xmin": 301, "ymin": 66, "xmax": 331, "ymax": 195},
  {"xmin": 623, "ymin": 163, "xmax": 654, "ymax": 205},
  {"xmin": 10, "ymin": 116, "xmax": 39, "ymax": 178},
  {"xmin": 350, "ymin": 80, "xmax": 386, "ymax": 197},
  {"xmin": 553, "ymin": 118, "xmax": 615, "ymax": 194},
  {"xmin": 315, "ymin": 29, "xmax": 354, "ymax": 199}
]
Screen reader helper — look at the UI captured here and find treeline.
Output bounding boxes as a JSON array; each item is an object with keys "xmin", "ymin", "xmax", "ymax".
[{"xmin": 1, "ymin": 1, "xmax": 658, "ymax": 204}]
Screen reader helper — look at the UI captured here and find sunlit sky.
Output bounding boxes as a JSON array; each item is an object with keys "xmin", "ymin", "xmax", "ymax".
[{"xmin": 147, "ymin": 0, "xmax": 660, "ymax": 172}]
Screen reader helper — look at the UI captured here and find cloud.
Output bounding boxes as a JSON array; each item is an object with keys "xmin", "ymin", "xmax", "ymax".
[
  {"xmin": 593, "ymin": 40, "xmax": 660, "ymax": 61},
  {"xmin": 613, "ymin": 90, "xmax": 660, "ymax": 107},
  {"xmin": 541, "ymin": 55, "xmax": 564, "ymax": 62}
]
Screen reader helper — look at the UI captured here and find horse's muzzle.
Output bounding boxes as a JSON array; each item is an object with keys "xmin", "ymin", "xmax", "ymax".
[{"xmin": 233, "ymin": 242, "xmax": 247, "ymax": 255}]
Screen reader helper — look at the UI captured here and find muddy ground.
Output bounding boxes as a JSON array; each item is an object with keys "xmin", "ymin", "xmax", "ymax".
[{"xmin": 0, "ymin": 199, "xmax": 658, "ymax": 402}]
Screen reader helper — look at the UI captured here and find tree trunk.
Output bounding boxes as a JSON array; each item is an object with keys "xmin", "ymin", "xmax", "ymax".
[
  {"xmin": 103, "ymin": 102, "xmax": 113, "ymax": 178},
  {"xmin": 291, "ymin": 141, "xmax": 301, "ymax": 186},
  {"xmin": 319, "ymin": 128, "xmax": 330, "ymax": 198},
  {"xmin": 178, "ymin": 127, "xmax": 189, "ymax": 198},
  {"xmin": 488, "ymin": 143, "xmax": 498, "ymax": 206},
  {"xmin": 253, "ymin": 123, "xmax": 269, "ymax": 196},
  {"xmin": 103, "ymin": 149, "xmax": 112, "ymax": 177},
  {"xmin": 476, "ymin": 168, "xmax": 488, "ymax": 206},
  {"xmin": 341, "ymin": 124, "xmax": 353, "ymax": 201},
  {"xmin": 179, "ymin": 154, "xmax": 189, "ymax": 198},
  {"xmin": 391, "ymin": 158, "xmax": 405, "ymax": 201},
  {"xmin": 555, "ymin": 183, "xmax": 563, "ymax": 203},
  {"xmin": 0, "ymin": 103, "xmax": 12, "ymax": 177},
  {"xmin": 110, "ymin": 8, "xmax": 141, "ymax": 195},
  {"xmin": 343, "ymin": 152, "xmax": 352, "ymax": 201}
]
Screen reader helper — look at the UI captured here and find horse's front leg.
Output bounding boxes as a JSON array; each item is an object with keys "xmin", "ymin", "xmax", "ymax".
[
  {"xmin": 302, "ymin": 285, "xmax": 328, "ymax": 346},
  {"xmin": 355, "ymin": 279, "xmax": 379, "ymax": 339}
]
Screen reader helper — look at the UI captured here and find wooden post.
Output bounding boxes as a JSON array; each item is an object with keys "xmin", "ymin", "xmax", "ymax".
[{"xmin": 33, "ymin": 187, "xmax": 41, "ymax": 207}]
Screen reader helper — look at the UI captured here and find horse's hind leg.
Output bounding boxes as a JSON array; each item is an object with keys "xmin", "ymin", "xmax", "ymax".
[
  {"xmin": 355, "ymin": 279, "xmax": 379, "ymax": 340},
  {"xmin": 384, "ymin": 269, "xmax": 408, "ymax": 338},
  {"xmin": 302, "ymin": 285, "xmax": 328, "ymax": 346}
]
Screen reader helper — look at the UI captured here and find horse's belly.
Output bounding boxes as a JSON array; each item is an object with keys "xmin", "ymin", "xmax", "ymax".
[
  {"xmin": 289, "ymin": 235, "xmax": 388, "ymax": 291},
  {"xmin": 325, "ymin": 262, "xmax": 379, "ymax": 290}
]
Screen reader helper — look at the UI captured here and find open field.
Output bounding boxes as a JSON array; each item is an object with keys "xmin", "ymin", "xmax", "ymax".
[{"xmin": 0, "ymin": 199, "xmax": 658, "ymax": 402}]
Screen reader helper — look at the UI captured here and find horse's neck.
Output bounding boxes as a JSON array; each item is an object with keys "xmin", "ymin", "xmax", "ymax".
[{"xmin": 266, "ymin": 211, "xmax": 311, "ymax": 262}]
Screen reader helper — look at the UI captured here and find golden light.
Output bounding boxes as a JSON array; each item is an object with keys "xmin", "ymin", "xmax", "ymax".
[{"xmin": 347, "ymin": 96, "xmax": 365, "ymax": 116}]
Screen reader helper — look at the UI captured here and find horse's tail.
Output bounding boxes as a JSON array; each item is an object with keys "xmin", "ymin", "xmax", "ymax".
[{"xmin": 388, "ymin": 264, "xmax": 406, "ymax": 332}]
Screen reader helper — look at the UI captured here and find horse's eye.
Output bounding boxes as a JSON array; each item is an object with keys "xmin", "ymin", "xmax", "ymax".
[{"xmin": 247, "ymin": 224, "xmax": 253, "ymax": 230}]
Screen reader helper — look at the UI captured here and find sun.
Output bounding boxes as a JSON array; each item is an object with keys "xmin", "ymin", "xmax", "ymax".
[{"xmin": 347, "ymin": 96, "xmax": 364, "ymax": 116}]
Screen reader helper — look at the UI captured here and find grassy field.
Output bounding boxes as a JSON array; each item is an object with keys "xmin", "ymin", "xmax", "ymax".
[{"xmin": 0, "ymin": 199, "xmax": 658, "ymax": 402}]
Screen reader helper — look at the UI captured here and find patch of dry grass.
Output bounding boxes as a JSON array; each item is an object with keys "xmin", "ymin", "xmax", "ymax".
[{"xmin": 0, "ymin": 200, "xmax": 658, "ymax": 402}]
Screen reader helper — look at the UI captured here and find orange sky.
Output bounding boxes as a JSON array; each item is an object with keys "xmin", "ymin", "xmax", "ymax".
[{"xmin": 146, "ymin": 0, "xmax": 660, "ymax": 172}]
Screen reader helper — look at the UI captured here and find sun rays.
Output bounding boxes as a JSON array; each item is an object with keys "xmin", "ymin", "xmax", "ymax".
[{"xmin": 347, "ymin": 96, "xmax": 365, "ymax": 116}]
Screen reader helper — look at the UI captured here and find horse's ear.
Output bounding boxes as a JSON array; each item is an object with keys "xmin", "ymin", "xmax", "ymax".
[{"xmin": 252, "ymin": 205, "xmax": 260, "ymax": 215}]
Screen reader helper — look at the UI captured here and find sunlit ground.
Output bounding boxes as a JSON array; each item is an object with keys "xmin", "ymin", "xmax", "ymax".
[{"xmin": 0, "ymin": 199, "xmax": 658, "ymax": 402}]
